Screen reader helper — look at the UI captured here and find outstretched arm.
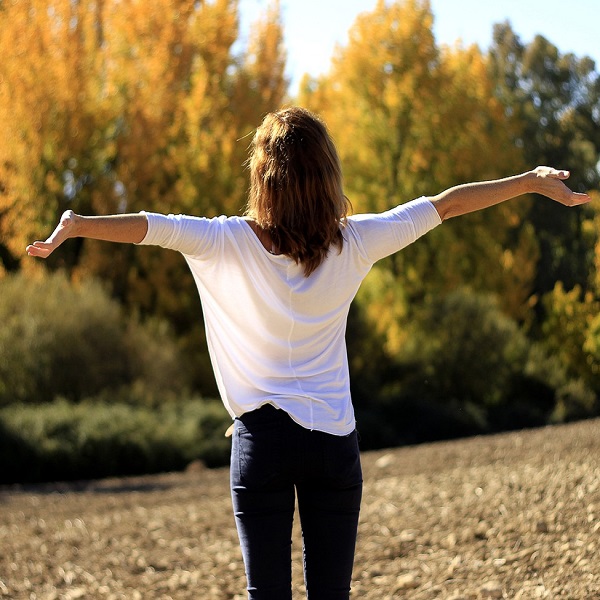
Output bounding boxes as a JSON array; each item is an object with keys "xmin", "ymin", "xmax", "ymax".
[
  {"xmin": 430, "ymin": 166, "xmax": 590, "ymax": 221},
  {"xmin": 26, "ymin": 210, "xmax": 148, "ymax": 259}
]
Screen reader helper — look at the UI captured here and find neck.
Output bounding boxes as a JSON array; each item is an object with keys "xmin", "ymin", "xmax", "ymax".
[{"xmin": 248, "ymin": 220, "xmax": 279, "ymax": 254}]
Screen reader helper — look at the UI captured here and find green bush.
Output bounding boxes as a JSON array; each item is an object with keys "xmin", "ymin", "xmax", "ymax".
[
  {"xmin": 406, "ymin": 289, "xmax": 529, "ymax": 410},
  {"xmin": 0, "ymin": 271, "xmax": 190, "ymax": 406},
  {"xmin": 354, "ymin": 288, "xmax": 598, "ymax": 447},
  {"xmin": 0, "ymin": 397, "xmax": 232, "ymax": 484}
]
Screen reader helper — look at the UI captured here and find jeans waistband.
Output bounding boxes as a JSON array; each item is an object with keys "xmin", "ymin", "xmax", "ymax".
[{"xmin": 238, "ymin": 403, "xmax": 290, "ymax": 427}]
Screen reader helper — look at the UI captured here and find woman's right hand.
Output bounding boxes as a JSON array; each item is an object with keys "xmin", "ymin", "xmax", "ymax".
[{"xmin": 26, "ymin": 210, "xmax": 80, "ymax": 259}]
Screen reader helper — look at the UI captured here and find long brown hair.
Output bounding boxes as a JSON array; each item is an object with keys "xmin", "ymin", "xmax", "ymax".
[{"xmin": 245, "ymin": 106, "xmax": 351, "ymax": 276}]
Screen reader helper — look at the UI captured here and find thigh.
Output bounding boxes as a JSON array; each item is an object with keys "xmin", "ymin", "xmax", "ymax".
[
  {"xmin": 230, "ymin": 409, "xmax": 296, "ymax": 600},
  {"xmin": 296, "ymin": 430, "xmax": 363, "ymax": 600}
]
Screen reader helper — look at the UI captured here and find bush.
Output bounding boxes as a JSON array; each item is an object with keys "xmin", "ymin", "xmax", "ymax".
[
  {"xmin": 353, "ymin": 288, "xmax": 598, "ymax": 446},
  {"xmin": 542, "ymin": 283, "xmax": 600, "ymax": 393},
  {"xmin": 350, "ymin": 289, "xmax": 525, "ymax": 447},
  {"xmin": 0, "ymin": 397, "xmax": 232, "ymax": 484},
  {"xmin": 0, "ymin": 271, "xmax": 190, "ymax": 406},
  {"xmin": 401, "ymin": 289, "xmax": 529, "ymax": 410}
]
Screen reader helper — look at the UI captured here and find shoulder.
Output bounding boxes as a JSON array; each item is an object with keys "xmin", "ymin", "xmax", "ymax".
[
  {"xmin": 347, "ymin": 198, "xmax": 441, "ymax": 230},
  {"xmin": 140, "ymin": 212, "xmax": 245, "ymax": 257}
]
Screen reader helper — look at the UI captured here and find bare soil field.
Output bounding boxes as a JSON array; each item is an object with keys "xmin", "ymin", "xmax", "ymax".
[{"xmin": 1, "ymin": 418, "xmax": 599, "ymax": 599}]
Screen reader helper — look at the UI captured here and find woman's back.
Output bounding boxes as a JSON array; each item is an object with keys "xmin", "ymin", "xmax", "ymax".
[{"xmin": 139, "ymin": 196, "xmax": 440, "ymax": 432}]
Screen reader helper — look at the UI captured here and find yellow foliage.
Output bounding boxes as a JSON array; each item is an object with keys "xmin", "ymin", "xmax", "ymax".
[
  {"xmin": 355, "ymin": 265, "xmax": 410, "ymax": 356},
  {"xmin": 588, "ymin": 191, "xmax": 600, "ymax": 294},
  {"xmin": 300, "ymin": 0, "xmax": 439, "ymax": 211},
  {"xmin": 0, "ymin": 0, "xmax": 287, "ymax": 328},
  {"xmin": 543, "ymin": 282, "xmax": 600, "ymax": 386},
  {"xmin": 300, "ymin": 0, "xmax": 534, "ymax": 353},
  {"xmin": 0, "ymin": 0, "xmax": 104, "ymax": 254}
]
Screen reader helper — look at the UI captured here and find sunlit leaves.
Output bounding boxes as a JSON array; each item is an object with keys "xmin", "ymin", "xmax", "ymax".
[
  {"xmin": 0, "ymin": 0, "xmax": 105, "ymax": 260},
  {"xmin": 300, "ymin": 0, "xmax": 534, "ymax": 345},
  {"xmin": 0, "ymin": 0, "xmax": 286, "ymax": 269},
  {"xmin": 0, "ymin": 0, "xmax": 286, "ymax": 394}
]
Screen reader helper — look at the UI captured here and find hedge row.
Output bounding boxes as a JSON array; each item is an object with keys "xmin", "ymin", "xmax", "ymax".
[
  {"xmin": 0, "ymin": 398, "xmax": 232, "ymax": 484},
  {"xmin": 0, "ymin": 271, "xmax": 191, "ymax": 407}
]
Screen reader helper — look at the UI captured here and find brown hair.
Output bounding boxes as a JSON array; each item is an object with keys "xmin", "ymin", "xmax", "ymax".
[{"xmin": 245, "ymin": 106, "xmax": 351, "ymax": 276}]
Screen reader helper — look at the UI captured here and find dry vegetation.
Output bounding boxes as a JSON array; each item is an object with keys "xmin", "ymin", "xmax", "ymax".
[{"xmin": 1, "ymin": 418, "xmax": 599, "ymax": 599}]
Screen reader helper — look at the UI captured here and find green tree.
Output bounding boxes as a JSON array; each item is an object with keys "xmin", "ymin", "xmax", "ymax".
[
  {"xmin": 488, "ymin": 22, "xmax": 600, "ymax": 299},
  {"xmin": 401, "ymin": 289, "xmax": 529, "ymax": 417}
]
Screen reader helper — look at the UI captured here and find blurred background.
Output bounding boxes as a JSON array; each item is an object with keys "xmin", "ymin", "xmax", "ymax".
[
  {"xmin": 239, "ymin": 0, "xmax": 600, "ymax": 95},
  {"xmin": 1, "ymin": 0, "xmax": 599, "ymax": 484}
]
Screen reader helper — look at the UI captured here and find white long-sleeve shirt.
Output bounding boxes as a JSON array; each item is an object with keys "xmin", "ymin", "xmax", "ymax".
[{"xmin": 138, "ymin": 197, "xmax": 441, "ymax": 435}]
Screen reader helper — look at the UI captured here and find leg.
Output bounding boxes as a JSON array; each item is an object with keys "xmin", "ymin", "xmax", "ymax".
[
  {"xmin": 296, "ymin": 430, "xmax": 363, "ymax": 600},
  {"xmin": 230, "ymin": 408, "xmax": 296, "ymax": 600}
]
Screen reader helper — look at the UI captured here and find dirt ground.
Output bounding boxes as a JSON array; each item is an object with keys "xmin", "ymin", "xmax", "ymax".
[{"xmin": 1, "ymin": 418, "xmax": 599, "ymax": 599}]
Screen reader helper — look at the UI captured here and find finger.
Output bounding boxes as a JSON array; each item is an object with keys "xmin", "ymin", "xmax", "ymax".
[
  {"xmin": 26, "ymin": 241, "xmax": 53, "ymax": 258},
  {"xmin": 559, "ymin": 191, "xmax": 591, "ymax": 207},
  {"xmin": 26, "ymin": 246, "xmax": 46, "ymax": 258},
  {"xmin": 572, "ymin": 192, "xmax": 591, "ymax": 204}
]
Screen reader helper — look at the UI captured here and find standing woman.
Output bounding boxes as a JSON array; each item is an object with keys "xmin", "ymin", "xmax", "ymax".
[{"xmin": 27, "ymin": 106, "xmax": 590, "ymax": 599}]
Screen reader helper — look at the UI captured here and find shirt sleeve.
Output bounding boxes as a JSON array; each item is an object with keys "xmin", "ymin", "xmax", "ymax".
[
  {"xmin": 135, "ymin": 211, "xmax": 224, "ymax": 258},
  {"xmin": 347, "ymin": 197, "xmax": 441, "ymax": 264}
]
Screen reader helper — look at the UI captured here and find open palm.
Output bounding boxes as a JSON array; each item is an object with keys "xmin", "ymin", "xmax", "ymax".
[
  {"xmin": 26, "ymin": 210, "xmax": 78, "ymax": 259},
  {"xmin": 532, "ymin": 166, "xmax": 590, "ymax": 206}
]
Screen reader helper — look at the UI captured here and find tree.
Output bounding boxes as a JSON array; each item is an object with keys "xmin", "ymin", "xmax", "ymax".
[
  {"xmin": 0, "ymin": 0, "xmax": 288, "ymax": 394},
  {"xmin": 299, "ymin": 0, "xmax": 535, "ymax": 349},
  {"xmin": 0, "ymin": 0, "xmax": 109, "ymax": 272},
  {"xmin": 488, "ymin": 22, "xmax": 600, "ymax": 299},
  {"xmin": 230, "ymin": 0, "xmax": 289, "ymax": 140},
  {"xmin": 299, "ymin": 0, "xmax": 441, "ymax": 211}
]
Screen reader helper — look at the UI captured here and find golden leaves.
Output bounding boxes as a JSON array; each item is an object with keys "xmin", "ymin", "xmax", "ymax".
[{"xmin": 0, "ymin": 0, "xmax": 286, "ymax": 260}]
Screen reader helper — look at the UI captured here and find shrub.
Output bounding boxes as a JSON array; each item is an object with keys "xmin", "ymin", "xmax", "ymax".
[
  {"xmin": 542, "ymin": 283, "xmax": 600, "ymax": 392},
  {"xmin": 350, "ymin": 289, "xmax": 526, "ymax": 447},
  {"xmin": 357, "ymin": 288, "xmax": 595, "ymax": 444},
  {"xmin": 0, "ymin": 271, "xmax": 189, "ymax": 406},
  {"xmin": 0, "ymin": 397, "xmax": 232, "ymax": 484},
  {"xmin": 402, "ymin": 289, "xmax": 529, "ymax": 411}
]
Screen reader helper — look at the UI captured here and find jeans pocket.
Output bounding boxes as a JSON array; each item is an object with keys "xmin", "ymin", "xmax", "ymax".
[
  {"xmin": 233, "ymin": 419, "xmax": 283, "ymax": 490},
  {"xmin": 323, "ymin": 430, "xmax": 363, "ymax": 488}
]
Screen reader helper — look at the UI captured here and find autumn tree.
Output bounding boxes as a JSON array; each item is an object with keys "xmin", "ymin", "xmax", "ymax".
[
  {"xmin": 230, "ymin": 0, "xmax": 288, "ymax": 140},
  {"xmin": 0, "ymin": 0, "xmax": 287, "ymax": 394},
  {"xmin": 0, "ymin": 0, "xmax": 108, "ymax": 273},
  {"xmin": 79, "ymin": 0, "xmax": 244, "ymax": 321},
  {"xmin": 299, "ymin": 0, "xmax": 534, "ymax": 360}
]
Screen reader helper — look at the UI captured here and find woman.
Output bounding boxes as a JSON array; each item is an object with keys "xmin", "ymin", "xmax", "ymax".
[{"xmin": 27, "ymin": 106, "xmax": 590, "ymax": 599}]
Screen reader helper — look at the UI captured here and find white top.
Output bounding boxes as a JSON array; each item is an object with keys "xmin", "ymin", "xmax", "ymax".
[{"xmin": 138, "ymin": 197, "xmax": 441, "ymax": 435}]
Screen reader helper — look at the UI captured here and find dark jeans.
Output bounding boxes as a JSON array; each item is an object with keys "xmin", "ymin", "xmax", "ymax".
[{"xmin": 230, "ymin": 404, "xmax": 363, "ymax": 600}]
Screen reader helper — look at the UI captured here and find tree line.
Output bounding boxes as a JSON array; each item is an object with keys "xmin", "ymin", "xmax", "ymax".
[{"xmin": 1, "ymin": 0, "xmax": 599, "ymax": 450}]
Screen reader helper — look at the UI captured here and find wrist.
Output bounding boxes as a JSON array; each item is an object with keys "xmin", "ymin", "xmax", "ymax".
[
  {"xmin": 74, "ymin": 214, "xmax": 84, "ymax": 235},
  {"xmin": 65, "ymin": 211, "xmax": 84, "ymax": 238},
  {"xmin": 522, "ymin": 171, "xmax": 538, "ymax": 194}
]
